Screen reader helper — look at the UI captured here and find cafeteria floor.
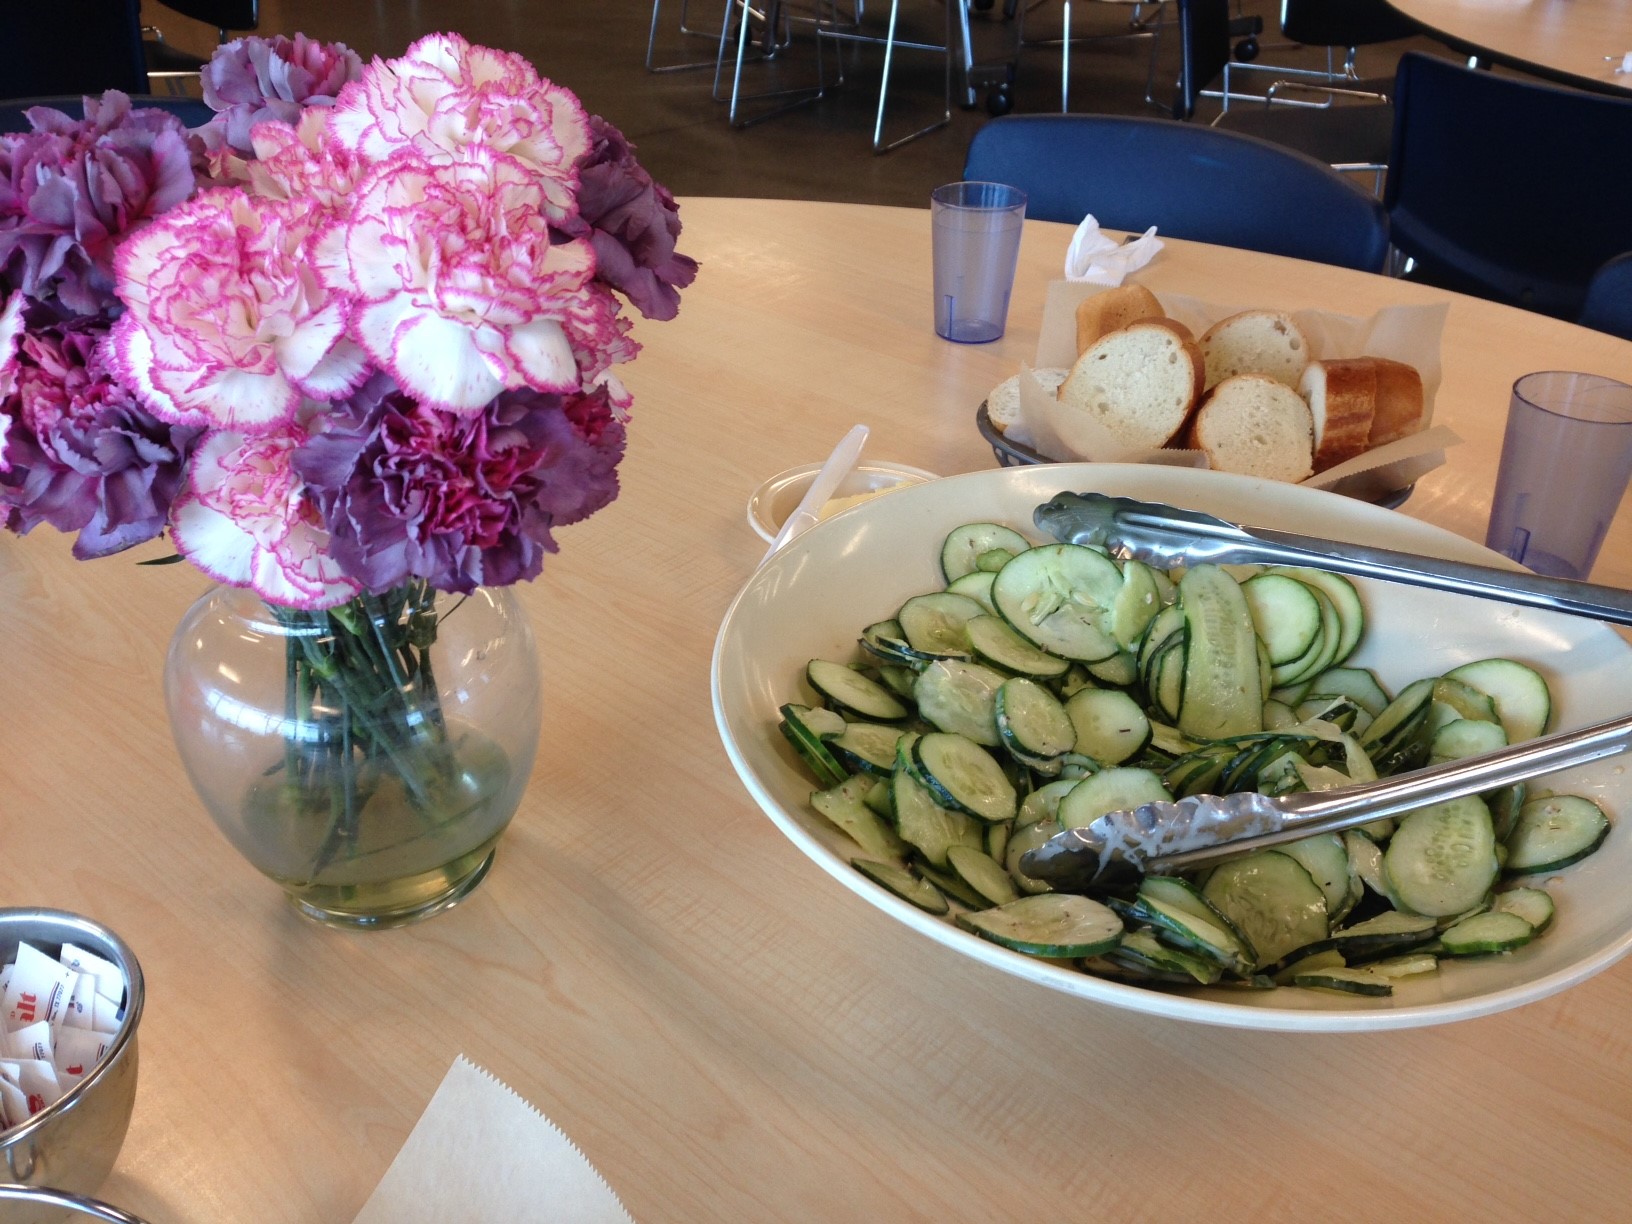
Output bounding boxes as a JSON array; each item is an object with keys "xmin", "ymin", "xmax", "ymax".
[{"xmin": 145, "ymin": 0, "xmax": 1447, "ymax": 207}]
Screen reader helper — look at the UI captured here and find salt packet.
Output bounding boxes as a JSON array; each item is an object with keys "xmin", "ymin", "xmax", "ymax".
[{"xmin": 0, "ymin": 940, "xmax": 126, "ymax": 1132}]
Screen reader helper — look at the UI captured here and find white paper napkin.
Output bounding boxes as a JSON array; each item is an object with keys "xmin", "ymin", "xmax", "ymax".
[
  {"xmin": 352, "ymin": 1056, "xmax": 635, "ymax": 1224},
  {"xmin": 1063, "ymin": 214, "xmax": 1163, "ymax": 285}
]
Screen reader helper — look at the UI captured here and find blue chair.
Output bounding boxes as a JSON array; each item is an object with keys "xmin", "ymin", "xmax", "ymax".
[
  {"xmin": 1384, "ymin": 52, "xmax": 1632, "ymax": 319},
  {"xmin": 0, "ymin": 94, "xmax": 215, "ymax": 133},
  {"xmin": 1578, "ymin": 253, "xmax": 1632, "ymax": 343},
  {"xmin": 963, "ymin": 113, "xmax": 1390, "ymax": 271},
  {"xmin": 0, "ymin": 0, "xmax": 148, "ymax": 98}
]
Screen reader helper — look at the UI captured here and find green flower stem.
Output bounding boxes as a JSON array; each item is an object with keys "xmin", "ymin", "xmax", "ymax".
[{"xmin": 273, "ymin": 582, "xmax": 459, "ymax": 882}]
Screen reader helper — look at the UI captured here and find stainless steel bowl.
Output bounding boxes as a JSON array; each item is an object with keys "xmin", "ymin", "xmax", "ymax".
[{"xmin": 0, "ymin": 910, "xmax": 144, "ymax": 1224}]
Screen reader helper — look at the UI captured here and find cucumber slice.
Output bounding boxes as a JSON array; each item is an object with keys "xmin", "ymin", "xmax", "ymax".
[
  {"xmin": 1202, "ymin": 850, "xmax": 1329, "ymax": 971},
  {"xmin": 1384, "ymin": 796, "xmax": 1499, "ymax": 917},
  {"xmin": 955, "ymin": 894, "xmax": 1125, "ymax": 958},
  {"xmin": 976, "ymin": 547, "xmax": 1017, "ymax": 573},
  {"xmin": 784, "ymin": 703, "xmax": 845, "ymax": 740},
  {"xmin": 912, "ymin": 732, "xmax": 1018, "ymax": 823},
  {"xmin": 1505, "ymin": 794, "xmax": 1611, "ymax": 873},
  {"xmin": 1430, "ymin": 676, "xmax": 1500, "ymax": 727},
  {"xmin": 1306, "ymin": 666, "xmax": 1389, "ymax": 718},
  {"xmin": 858, "ymin": 619, "xmax": 920, "ymax": 667},
  {"xmin": 985, "ymin": 819, "xmax": 1010, "ymax": 867},
  {"xmin": 828, "ymin": 722, "xmax": 904, "ymax": 777},
  {"xmin": 942, "ymin": 522, "xmax": 1033, "ymax": 583},
  {"xmin": 1275, "ymin": 948, "xmax": 1345, "ymax": 984},
  {"xmin": 1365, "ymin": 952, "xmax": 1440, "ymax": 979},
  {"xmin": 1268, "ymin": 568, "xmax": 1364, "ymax": 667},
  {"xmin": 1293, "ymin": 967, "xmax": 1393, "ymax": 996},
  {"xmin": 896, "ymin": 591, "xmax": 985, "ymax": 657},
  {"xmin": 1086, "ymin": 650, "xmax": 1140, "ymax": 688},
  {"xmin": 1135, "ymin": 878, "xmax": 1256, "ymax": 975},
  {"xmin": 1110, "ymin": 559, "xmax": 1163, "ymax": 650},
  {"xmin": 811, "ymin": 774, "xmax": 909, "ymax": 861},
  {"xmin": 914, "ymin": 659, "xmax": 1005, "ymax": 746},
  {"xmin": 995, "ymin": 677, "xmax": 1076, "ymax": 764},
  {"xmin": 947, "ymin": 844, "xmax": 1022, "ymax": 906},
  {"xmin": 990, "ymin": 543, "xmax": 1123, "ymax": 662},
  {"xmin": 1005, "ymin": 818, "xmax": 1062, "ymax": 895},
  {"xmin": 1439, "ymin": 909, "xmax": 1536, "ymax": 955},
  {"xmin": 1269, "ymin": 584, "xmax": 1342, "ymax": 689},
  {"xmin": 890, "ymin": 767, "xmax": 983, "ymax": 869},
  {"xmin": 1442, "ymin": 658, "xmax": 1552, "ymax": 743},
  {"xmin": 806, "ymin": 659, "xmax": 911, "ymax": 722},
  {"xmin": 1344, "ymin": 828, "xmax": 1402, "ymax": 906},
  {"xmin": 1359, "ymin": 676, "xmax": 1435, "ymax": 775},
  {"xmin": 852, "ymin": 859, "xmax": 949, "ymax": 915},
  {"xmin": 945, "ymin": 570, "xmax": 997, "ymax": 613},
  {"xmin": 966, "ymin": 615, "xmax": 1072, "ymax": 679},
  {"xmin": 917, "ymin": 860, "xmax": 990, "ymax": 909},
  {"xmin": 1428, "ymin": 717, "xmax": 1508, "ymax": 765},
  {"xmin": 780, "ymin": 706, "xmax": 849, "ymax": 787},
  {"xmin": 1064, "ymin": 687, "xmax": 1151, "ymax": 767},
  {"xmin": 1177, "ymin": 565, "xmax": 1263, "ymax": 740},
  {"xmin": 1279, "ymin": 833, "xmax": 1358, "ymax": 924},
  {"xmin": 1056, "ymin": 766, "xmax": 1172, "ymax": 830},
  {"xmin": 1241, "ymin": 571, "xmax": 1323, "ymax": 667},
  {"xmin": 1492, "ymin": 886, "xmax": 1556, "ymax": 933},
  {"xmin": 1016, "ymin": 778, "xmax": 1079, "ymax": 827},
  {"xmin": 1107, "ymin": 929, "xmax": 1224, "ymax": 985}
]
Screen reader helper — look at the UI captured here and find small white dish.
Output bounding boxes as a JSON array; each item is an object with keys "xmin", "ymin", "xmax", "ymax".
[{"xmin": 746, "ymin": 460, "xmax": 939, "ymax": 542}]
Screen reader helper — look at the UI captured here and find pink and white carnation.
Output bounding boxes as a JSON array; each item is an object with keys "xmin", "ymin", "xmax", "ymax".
[
  {"xmin": 327, "ymin": 32, "xmax": 590, "ymax": 215},
  {"xmin": 200, "ymin": 34, "xmax": 364, "ymax": 157},
  {"xmin": 171, "ymin": 426, "xmax": 359, "ymax": 609},
  {"xmin": 115, "ymin": 188, "xmax": 366, "ymax": 432},
  {"xmin": 316, "ymin": 147, "xmax": 602, "ymax": 412},
  {"xmin": 235, "ymin": 109, "xmax": 368, "ymax": 212}
]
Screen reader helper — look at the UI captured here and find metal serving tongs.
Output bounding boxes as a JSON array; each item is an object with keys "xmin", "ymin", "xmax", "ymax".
[
  {"xmin": 1031, "ymin": 491, "xmax": 1632, "ymax": 626},
  {"xmin": 1021, "ymin": 709, "xmax": 1632, "ymax": 890}
]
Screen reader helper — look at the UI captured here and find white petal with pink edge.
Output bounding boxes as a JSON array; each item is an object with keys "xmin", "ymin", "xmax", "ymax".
[
  {"xmin": 354, "ymin": 296, "xmax": 504, "ymax": 411},
  {"xmin": 501, "ymin": 319, "xmax": 579, "ymax": 393}
]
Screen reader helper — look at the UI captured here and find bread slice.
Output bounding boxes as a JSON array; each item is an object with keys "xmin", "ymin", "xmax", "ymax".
[
  {"xmin": 986, "ymin": 367, "xmax": 1070, "ymax": 433},
  {"xmin": 1301, "ymin": 359, "xmax": 1377, "ymax": 472},
  {"xmin": 1187, "ymin": 374, "xmax": 1314, "ymax": 482},
  {"xmin": 1057, "ymin": 320, "xmax": 1204, "ymax": 452},
  {"xmin": 1368, "ymin": 357, "xmax": 1425, "ymax": 446},
  {"xmin": 1074, "ymin": 284, "xmax": 1165, "ymax": 355},
  {"xmin": 1199, "ymin": 310, "xmax": 1311, "ymax": 391}
]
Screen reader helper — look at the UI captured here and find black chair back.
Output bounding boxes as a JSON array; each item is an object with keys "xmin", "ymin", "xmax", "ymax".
[
  {"xmin": 1578, "ymin": 253, "xmax": 1632, "ymax": 342},
  {"xmin": 158, "ymin": 0, "xmax": 259, "ymax": 34},
  {"xmin": 964, "ymin": 113, "xmax": 1390, "ymax": 271},
  {"xmin": 0, "ymin": 0, "xmax": 147, "ymax": 98},
  {"xmin": 1279, "ymin": 0, "xmax": 1418, "ymax": 51},
  {"xmin": 0, "ymin": 94, "xmax": 215, "ymax": 133},
  {"xmin": 1174, "ymin": 0, "xmax": 1232, "ymax": 121},
  {"xmin": 1384, "ymin": 52, "xmax": 1632, "ymax": 318}
]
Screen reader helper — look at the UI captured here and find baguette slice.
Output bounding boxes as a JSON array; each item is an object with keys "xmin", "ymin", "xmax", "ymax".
[
  {"xmin": 986, "ymin": 368, "xmax": 1070, "ymax": 433},
  {"xmin": 1057, "ymin": 319, "xmax": 1204, "ymax": 452},
  {"xmin": 1199, "ymin": 310, "xmax": 1311, "ymax": 391},
  {"xmin": 1187, "ymin": 374, "xmax": 1314, "ymax": 482},
  {"xmin": 1369, "ymin": 357, "xmax": 1426, "ymax": 446},
  {"xmin": 1301, "ymin": 358, "xmax": 1377, "ymax": 471},
  {"xmin": 1074, "ymin": 284, "xmax": 1165, "ymax": 355}
]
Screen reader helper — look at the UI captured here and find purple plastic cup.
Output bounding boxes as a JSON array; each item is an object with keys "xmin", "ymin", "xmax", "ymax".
[
  {"xmin": 1485, "ymin": 371, "xmax": 1632, "ymax": 579},
  {"xmin": 931, "ymin": 181, "xmax": 1026, "ymax": 344}
]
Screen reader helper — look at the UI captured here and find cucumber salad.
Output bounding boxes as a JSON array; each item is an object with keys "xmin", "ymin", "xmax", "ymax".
[{"xmin": 778, "ymin": 519, "xmax": 1613, "ymax": 997}]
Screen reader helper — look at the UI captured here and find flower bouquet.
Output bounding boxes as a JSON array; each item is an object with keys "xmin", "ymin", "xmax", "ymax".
[{"xmin": 0, "ymin": 33, "xmax": 695, "ymax": 924}]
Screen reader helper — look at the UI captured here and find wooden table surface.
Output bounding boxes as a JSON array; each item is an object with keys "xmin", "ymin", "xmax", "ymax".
[
  {"xmin": 7, "ymin": 197, "xmax": 1632, "ymax": 1223},
  {"xmin": 1388, "ymin": 0, "xmax": 1632, "ymax": 94}
]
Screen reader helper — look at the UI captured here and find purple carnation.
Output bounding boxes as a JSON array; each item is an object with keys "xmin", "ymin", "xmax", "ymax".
[
  {"xmin": 0, "ymin": 92, "xmax": 199, "ymax": 317},
  {"xmin": 294, "ymin": 373, "xmax": 625, "ymax": 594},
  {"xmin": 0, "ymin": 317, "xmax": 202, "ymax": 557},
  {"xmin": 574, "ymin": 116, "xmax": 697, "ymax": 322},
  {"xmin": 201, "ymin": 35, "xmax": 364, "ymax": 156}
]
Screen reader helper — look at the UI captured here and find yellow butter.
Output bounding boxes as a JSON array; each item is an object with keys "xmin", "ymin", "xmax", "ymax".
[{"xmin": 817, "ymin": 483, "xmax": 906, "ymax": 521}]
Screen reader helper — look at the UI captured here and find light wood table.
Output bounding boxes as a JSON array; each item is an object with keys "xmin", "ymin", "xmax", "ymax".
[
  {"xmin": 7, "ymin": 198, "xmax": 1632, "ymax": 1223},
  {"xmin": 1388, "ymin": 0, "xmax": 1632, "ymax": 94}
]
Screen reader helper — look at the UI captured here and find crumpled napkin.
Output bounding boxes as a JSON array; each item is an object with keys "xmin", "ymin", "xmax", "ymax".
[
  {"xmin": 1063, "ymin": 214, "xmax": 1163, "ymax": 285},
  {"xmin": 1615, "ymin": 51, "xmax": 1632, "ymax": 74}
]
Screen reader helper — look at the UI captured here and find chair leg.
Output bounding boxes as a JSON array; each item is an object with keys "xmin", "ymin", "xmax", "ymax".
[
  {"xmin": 651, "ymin": 0, "xmax": 749, "ymax": 73},
  {"xmin": 871, "ymin": 0, "xmax": 956, "ymax": 153},
  {"xmin": 721, "ymin": 0, "xmax": 836, "ymax": 127},
  {"xmin": 1061, "ymin": 0, "xmax": 1070, "ymax": 112}
]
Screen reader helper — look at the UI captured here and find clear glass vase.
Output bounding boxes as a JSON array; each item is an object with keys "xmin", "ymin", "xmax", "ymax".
[{"xmin": 165, "ymin": 581, "xmax": 541, "ymax": 929}]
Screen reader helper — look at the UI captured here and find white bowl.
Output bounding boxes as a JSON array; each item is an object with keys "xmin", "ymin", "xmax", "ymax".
[
  {"xmin": 746, "ymin": 460, "xmax": 939, "ymax": 542},
  {"xmin": 711, "ymin": 463, "xmax": 1632, "ymax": 1031}
]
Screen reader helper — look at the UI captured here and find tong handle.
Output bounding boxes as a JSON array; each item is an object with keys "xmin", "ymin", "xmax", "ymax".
[{"xmin": 1146, "ymin": 709, "xmax": 1632, "ymax": 874}]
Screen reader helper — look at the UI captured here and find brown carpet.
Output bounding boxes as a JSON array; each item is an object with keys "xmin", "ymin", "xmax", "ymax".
[{"xmin": 143, "ymin": 0, "xmax": 1438, "ymax": 209}]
